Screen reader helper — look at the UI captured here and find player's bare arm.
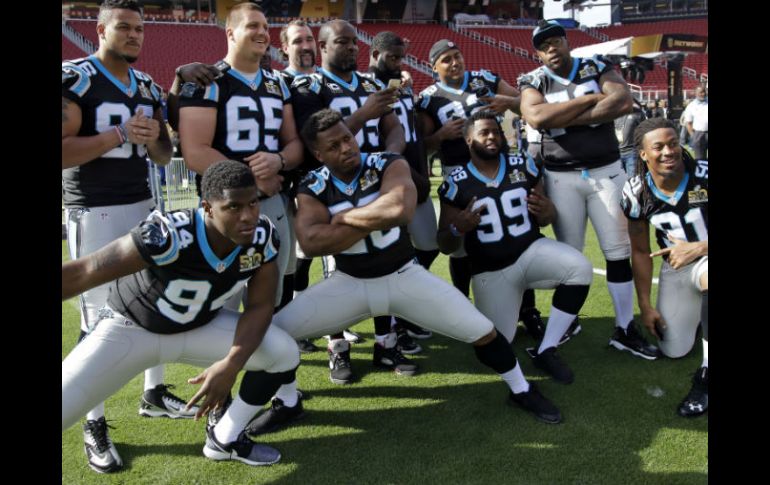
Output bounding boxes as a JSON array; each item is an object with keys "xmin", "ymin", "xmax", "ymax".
[
  {"xmin": 437, "ymin": 196, "xmax": 484, "ymax": 254},
  {"xmin": 332, "ymin": 158, "xmax": 416, "ymax": 231},
  {"xmin": 565, "ymin": 70, "xmax": 633, "ymax": 127},
  {"xmin": 143, "ymin": 107, "xmax": 173, "ymax": 165},
  {"xmin": 627, "ymin": 218, "xmax": 664, "ymax": 338},
  {"xmin": 244, "ymin": 104, "xmax": 305, "ymax": 178},
  {"xmin": 179, "ymin": 106, "xmax": 226, "ymax": 174},
  {"xmin": 526, "ymin": 180, "xmax": 556, "ymax": 227},
  {"xmin": 479, "ymin": 79, "xmax": 522, "ymax": 115},
  {"xmin": 186, "ymin": 260, "xmax": 280, "ymax": 419},
  {"xmin": 62, "ymin": 234, "xmax": 148, "ymax": 300},
  {"xmin": 295, "ymin": 194, "xmax": 369, "ymax": 257},
  {"xmin": 379, "ymin": 112, "xmax": 407, "ymax": 154},
  {"xmin": 62, "ymin": 97, "xmax": 127, "ymax": 169},
  {"xmin": 345, "ymin": 86, "xmax": 399, "ymax": 134},
  {"xmin": 167, "ymin": 62, "xmax": 222, "ymax": 131},
  {"xmin": 420, "ymin": 111, "xmax": 463, "ymax": 155},
  {"xmin": 650, "ymin": 236, "xmax": 708, "ymax": 270},
  {"xmin": 519, "ymin": 87, "xmax": 603, "ymax": 131}
]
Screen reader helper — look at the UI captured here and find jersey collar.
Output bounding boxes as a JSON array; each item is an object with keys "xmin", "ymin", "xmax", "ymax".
[
  {"xmin": 284, "ymin": 66, "xmax": 317, "ymax": 77},
  {"xmin": 437, "ymin": 72, "xmax": 469, "ymax": 95},
  {"xmin": 89, "ymin": 55, "xmax": 137, "ymax": 97},
  {"xmin": 319, "ymin": 67, "xmax": 358, "ymax": 91},
  {"xmin": 467, "ymin": 153, "xmax": 506, "ymax": 187},
  {"xmin": 646, "ymin": 171, "xmax": 690, "ymax": 206},
  {"xmin": 195, "ymin": 209, "xmax": 242, "ymax": 273},
  {"xmin": 543, "ymin": 57, "xmax": 580, "ymax": 85},
  {"xmin": 228, "ymin": 68, "xmax": 263, "ymax": 91},
  {"xmin": 330, "ymin": 154, "xmax": 366, "ymax": 196}
]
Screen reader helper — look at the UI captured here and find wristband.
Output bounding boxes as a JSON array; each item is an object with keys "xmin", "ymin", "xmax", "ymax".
[
  {"xmin": 114, "ymin": 124, "xmax": 127, "ymax": 146},
  {"xmin": 278, "ymin": 152, "xmax": 286, "ymax": 171},
  {"xmin": 449, "ymin": 223, "xmax": 464, "ymax": 237}
]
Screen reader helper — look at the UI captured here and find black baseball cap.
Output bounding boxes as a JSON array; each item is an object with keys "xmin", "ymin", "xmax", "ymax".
[
  {"xmin": 532, "ymin": 20, "xmax": 566, "ymax": 49},
  {"xmin": 429, "ymin": 39, "xmax": 460, "ymax": 66}
]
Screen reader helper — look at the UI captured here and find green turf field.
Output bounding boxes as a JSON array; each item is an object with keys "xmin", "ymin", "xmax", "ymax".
[{"xmin": 62, "ymin": 181, "xmax": 707, "ymax": 484}]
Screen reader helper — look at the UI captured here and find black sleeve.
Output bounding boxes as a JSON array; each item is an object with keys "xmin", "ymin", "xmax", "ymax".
[{"xmin": 129, "ymin": 211, "xmax": 181, "ymax": 266}]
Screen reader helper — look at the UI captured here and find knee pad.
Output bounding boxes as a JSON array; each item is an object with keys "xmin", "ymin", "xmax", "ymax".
[
  {"xmin": 552, "ymin": 284, "xmax": 590, "ymax": 315},
  {"xmin": 373, "ymin": 315, "xmax": 393, "ymax": 335},
  {"xmin": 294, "ymin": 258, "xmax": 312, "ymax": 291},
  {"xmin": 449, "ymin": 256, "xmax": 472, "ymax": 297},
  {"xmin": 239, "ymin": 367, "xmax": 297, "ymax": 406},
  {"xmin": 606, "ymin": 258, "xmax": 632, "ymax": 283},
  {"xmin": 473, "ymin": 333, "xmax": 517, "ymax": 374}
]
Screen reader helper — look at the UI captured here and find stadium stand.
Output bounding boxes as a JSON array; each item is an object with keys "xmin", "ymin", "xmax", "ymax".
[
  {"xmin": 62, "ymin": 35, "xmax": 87, "ymax": 61},
  {"xmin": 67, "ymin": 20, "xmax": 225, "ymax": 90},
  {"xmin": 63, "ymin": 16, "xmax": 704, "ymax": 97}
]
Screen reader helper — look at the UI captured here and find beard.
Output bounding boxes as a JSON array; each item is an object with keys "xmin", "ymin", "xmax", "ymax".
[
  {"xmin": 329, "ymin": 56, "xmax": 357, "ymax": 73},
  {"xmin": 374, "ymin": 58, "xmax": 400, "ymax": 80},
  {"xmin": 122, "ymin": 54, "xmax": 139, "ymax": 64},
  {"xmin": 298, "ymin": 49, "xmax": 316, "ymax": 68},
  {"xmin": 470, "ymin": 140, "xmax": 500, "ymax": 161}
]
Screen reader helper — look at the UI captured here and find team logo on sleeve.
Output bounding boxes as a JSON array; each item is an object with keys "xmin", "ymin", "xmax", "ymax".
[
  {"xmin": 579, "ymin": 64, "xmax": 598, "ymax": 78},
  {"xmin": 62, "ymin": 67, "xmax": 78, "ymax": 83},
  {"xmin": 359, "ymin": 169, "xmax": 380, "ymax": 191},
  {"xmin": 361, "ymin": 80, "xmax": 377, "ymax": 93},
  {"xmin": 469, "ymin": 78, "xmax": 485, "ymax": 91},
  {"xmin": 180, "ymin": 82, "xmax": 198, "ymax": 98},
  {"xmin": 239, "ymin": 247, "xmax": 263, "ymax": 272},
  {"xmin": 265, "ymin": 80, "xmax": 280, "ymax": 96},
  {"xmin": 327, "ymin": 82, "xmax": 342, "ymax": 93}
]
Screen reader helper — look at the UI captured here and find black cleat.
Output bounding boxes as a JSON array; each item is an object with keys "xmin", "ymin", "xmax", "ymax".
[
  {"xmin": 297, "ymin": 339, "xmax": 320, "ymax": 353},
  {"xmin": 678, "ymin": 366, "xmax": 708, "ymax": 417},
  {"xmin": 528, "ymin": 347, "xmax": 574, "ymax": 384},
  {"xmin": 396, "ymin": 326, "xmax": 422, "ymax": 354},
  {"xmin": 343, "ymin": 329, "xmax": 364, "ymax": 344},
  {"xmin": 519, "ymin": 308, "xmax": 545, "ymax": 340},
  {"xmin": 402, "ymin": 321, "xmax": 433, "ymax": 339},
  {"xmin": 609, "ymin": 321, "xmax": 659, "ymax": 360},
  {"xmin": 203, "ymin": 427, "xmax": 281, "ymax": 466},
  {"xmin": 328, "ymin": 343, "xmax": 355, "ymax": 385},
  {"xmin": 139, "ymin": 384, "xmax": 199, "ymax": 419},
  {"xmin": 558, "ymin": 316, "xmax": 582, "ymax": 345},
  {"xmin": 508, "ymin": 383, "xmax": 562, "ymax": 424},
  {"xmin": 373, "ymin": 344, "xmax": 418, "ymax": 376},
  {"xmin": 83, "ymin": 417, "xmax": 123, "ymax": 474},
  {"xmin": 246, "ymin": 396, "xmax": 305, "ymax": 436}
]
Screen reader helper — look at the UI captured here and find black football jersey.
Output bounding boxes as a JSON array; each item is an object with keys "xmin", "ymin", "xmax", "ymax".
[
  {"xmin": 370, "ymin": 70, "xmax": 424, "ymax": 175},
  {"xmin": 178, "ymin": 61, "xmax": 291, "ymax": 192},
  {"xmin": 276, "ymin": 66, "xmax": 314, "ymax": 87},
  {"xmin": 107, "ymin": 208, "xmax": 279, "ymax": 334},
  {"xmin": 621, "ymin": 160, "xmax": 708, "ymax": 253},
  {"xmin": 417, "ymin": 70, "xmax": 502, "ymax": 168},
  {"xmin": 518, "ymin": 56, "xmax": 620, "ymax": 171},
  {"xmin": 276, "ymin": 67, "xmax": 322, "ymax": 190},
  {"xmin": 291, "ymin": 69, "xmax": 389, "ymax": 158},
  {"xmin": 62, "ymin": 56, "xmax": 163, "ymax": 208},
  {"xmin": 438, "ymin": 152, "xmax": 544, "ymax": 275},
  {"xmin": 297, "ymin": 152, "xmax": 415, "ymax": 278}
]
